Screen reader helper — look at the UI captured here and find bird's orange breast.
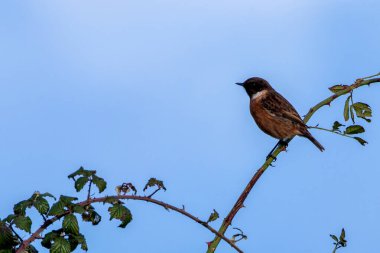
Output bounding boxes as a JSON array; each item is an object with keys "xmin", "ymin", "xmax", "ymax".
[{"xmin": 249, "ymin": 93, "xmax": 301, "ymax": 139}]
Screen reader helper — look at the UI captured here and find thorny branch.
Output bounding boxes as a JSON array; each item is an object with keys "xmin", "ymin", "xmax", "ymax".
[
  {"xmin": 16, "ymin": 195, "xmax": 243, "ymax": 253},
  {"xmin": 12, "ymin": 74, "xmax": 380, "ymax": 253},
  {"xmin": 206, "ymin": 74, "xmax": 380, "ymax": 253}
]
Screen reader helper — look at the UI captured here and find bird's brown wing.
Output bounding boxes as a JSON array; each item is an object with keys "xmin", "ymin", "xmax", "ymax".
[{"xmin": 261, "ymin": 91, "xmax": 306, "ymax": 127}]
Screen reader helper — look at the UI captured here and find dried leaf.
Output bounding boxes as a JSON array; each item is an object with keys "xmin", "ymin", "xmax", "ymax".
[{"xmin": 329, "ymin": 84, "xmax": 349, "ymax": 93}]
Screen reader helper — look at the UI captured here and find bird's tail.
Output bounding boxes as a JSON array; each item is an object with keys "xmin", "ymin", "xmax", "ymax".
[{"xmin": 302, "ymin": 131, "xmax": 325, "ymax": 152}]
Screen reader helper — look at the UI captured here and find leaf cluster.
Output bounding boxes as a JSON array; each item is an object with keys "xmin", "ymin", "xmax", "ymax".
[
  {"xmin": 328, "ymin": 88, "xmax": 372, "ymax": 146},
  {"xmin": 68, "ymin": 167, "xmax": 106, "ymax": 194},
  {"xmin": 0, "ymin": 168, "xmax": 171, "ymax": 253},
  {"xmin": 330, "ymin": 228, "xmax": 347, "ymax": 253}
]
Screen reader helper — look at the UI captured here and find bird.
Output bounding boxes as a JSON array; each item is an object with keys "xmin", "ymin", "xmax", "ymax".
[{"xmin": 236, "ymin": 77, "xmax": 324, "ymax": 158}]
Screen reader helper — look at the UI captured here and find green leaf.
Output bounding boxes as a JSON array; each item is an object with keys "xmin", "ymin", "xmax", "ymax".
[
  {"xmin": 40, "ymin": 192, "xmax": 56, "ymax": 200},
  {"xmin": 68, "ymin": 167, "xmax": 85, "ymax": 179},
  {"xmin": 33, "ymin": 197, "xmax": 50, "ymax": 215},
  {"xmin": 25, "ymin": 245, "xmax": 39, "ymax": 253},
  {"xmin": 14, "ymin": 216, "xmax": 32, "ymax": 233},
  {"xmin": 0, "ymin": 249, "xmax": 13, "ymax": 253},
  {"xmin": 41, "ymin": 231, "xmax": 59, "ymax": 249},
  {"xmin": 59, "ymin": 195, "xmax": 78, "ymax": 205},
  {"xmin": 74, "ymin": 177, "xmax": 89, "ymax": 192},
  {"xmin": 67, "ymin": 235, "xmax": 78, "ymax": 252},
  {"xmin": 0, "ymin": 222, "xmax": 18, "ymax": 248},
  {"xmin": 108, "ymin": 204, "xmax": 126, "ymax": 220},
  {"xmin": 77, "ymin": 234, "xmax": 88, "ymax": 251},
  {"xmin": 352, "ymin": 102, "xmax": 372, "ymax": 122},
  {"xmin": 82, "ymin": 208, "xmax": 102, "ymax": 226},
  {"xmin": 332, "ymin": 121, "xmax": 344, "ymax": 132},
  {"xmin": 328, "ymin": 84, "xmax": 349, "ymax": 94},
  {"xmin": 339, "ymin": 228, "xmax": 346, "ymax": 242},
  {"xmin": 343, "ymin": 96, "xmax": 350, "ymax": 121},
  {"xmin": 90, "ymin": 210, "xmax": 102, "ymax": 225},
  {"xmin": 143, "ymin": 178, "xmax": 166, "ymax": 191},
  {"xmin": 51, "ymin": 237, "xmax": 71, "ymax": 253},
  {"xmin": 344, "ymin": 125, "xmax": 365, "ymax": 135},
  {"xmin": 63, "ymin": 214, "xmax": 79, "ymax": 235},
  {"xmin": 108, "ymin": 204, "xmax": 133, "ymax": 228},
  {"xmin": 330, "ymin": 234, "xmax": 339, "ymax": 242},
  {"xmin": 14, "ymin": 200, "xmax": 32, "ymax": 216},
  {"xmin": 68, "ymin": 167, "xmax": 96, "ymax": 180},
  {"xmin": 48, "ymin": 201, "xmax": 65, "ymax": 216},
  {"xmin": 207, "ymin": 209, "xmax": 219, "ymax": 223},
  {"xmin": 352, "ymin": 102, "xmax": 371, "ymax": 114},
  {"xmin": 92, "ymin": 175, "xmax": 107, "ymax": 193},
  {"xmin": 69, "ymin": 234, "xmax": 88, "ymax": 251},
  {"xmin": 3, "ymin": 214, "xmax": 16, "ymax": 223},
  {"xmin": 354, "ymin": 137, "xmax": 368, "ymax": 146},
  {"xmin": 72, "ymin": 205, "xmax": 85, "ymax": 214}
]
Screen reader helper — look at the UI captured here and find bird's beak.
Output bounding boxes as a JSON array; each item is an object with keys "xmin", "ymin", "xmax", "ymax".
[{"xmin": 235, "ymin": 82, "xmax": 244, "ymax": 86}]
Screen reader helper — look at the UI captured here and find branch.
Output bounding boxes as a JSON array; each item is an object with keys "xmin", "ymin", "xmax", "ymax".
[
  {"xmin": 308, "ymin": 126, "xmax": 357, "ymax": 140},
  {"xmin": 16, "ymin": 195, "xmax": 243, "ymax": 253},
  {"xmin": 206, "ymin": 74, "xmax": 380, "ymax": 253}
]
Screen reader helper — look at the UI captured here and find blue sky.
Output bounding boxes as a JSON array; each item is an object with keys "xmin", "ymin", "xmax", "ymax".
[{"xmin": 1, "ymin": 1, "xmax": 379, "ymax": 252}]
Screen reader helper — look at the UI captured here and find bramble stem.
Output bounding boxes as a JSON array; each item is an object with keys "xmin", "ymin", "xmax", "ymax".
[
  {"xmin": 16, "ymin": 194, "xmax": 243, "ymax": 253},
  {"xmin": 206, "ymin": 75, "xmax": 380, "ymax": 253}
]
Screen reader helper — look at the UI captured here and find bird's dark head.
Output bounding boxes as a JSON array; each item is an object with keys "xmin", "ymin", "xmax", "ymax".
[{"xmin": 236, "ymin": 77, "xmax": 273, "ymax": 98}]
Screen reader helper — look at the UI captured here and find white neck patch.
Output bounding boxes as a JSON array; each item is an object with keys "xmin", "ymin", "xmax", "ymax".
[{"xmin": 251, "ymin": 90, "xmax": 267, "ymax": 100}]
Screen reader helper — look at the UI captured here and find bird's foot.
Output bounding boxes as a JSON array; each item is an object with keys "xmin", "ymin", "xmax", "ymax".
[
  {"xmin": 279, "ymin": 139, "xmax": 288, "ymax": 147},
  {"xmin": 266, "ymin": 154, "xmax": 277, "ymax": 162},
  {"xmin": 266, "ymin": 153, "xmax": 277, "ymax": 167},
  {"xmin": 279, "ymin": 140, "xmax": 288, "ymax": 152}
]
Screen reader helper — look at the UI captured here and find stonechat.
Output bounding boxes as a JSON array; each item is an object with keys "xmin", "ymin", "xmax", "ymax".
[{"xmin": 236, "ymin": 77, "xmax": 325, "ymax": 153}]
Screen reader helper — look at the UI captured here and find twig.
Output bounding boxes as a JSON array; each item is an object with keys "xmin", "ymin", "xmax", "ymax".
[
  {"xmin": 206, "ymin": 75, "xmax": 380, "ymax": 253},
  {"xmin": 308, "ymin": 126, "xmax": 357, "ymax": 140},
  {"xmin": 87, "ymin": 179, "xmax": 93, "ymax": 200},
  {"xmin": 231, "ymin": 228, "xmax": 247, "ymax": 243},
  {"xmin": 9, "ymin": 223, "xmax": 24, "ymax": 244},
  {"xmin": 40, "ymin": 213, "xmax": 47, "ymax": 222},
  {"xmin": 16, "ymin": 195, "xmax": 243, "ymax": 253},
  {"xmin": 362, "ymin": 72, "xmax": 380, "ymax": 79},
  {"xmin": 147, "ymin": 188, "xmax": 160, "ymax": 198},
  {"xmin": 332, "ymin": 243, "xmax": 341, "ymax": 253}
]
